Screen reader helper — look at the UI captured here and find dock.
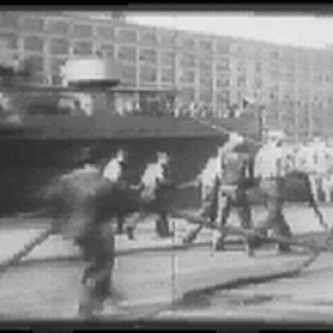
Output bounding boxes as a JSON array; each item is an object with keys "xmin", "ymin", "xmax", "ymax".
[{"xmin": 0, "ymin": 216, "xmax": 318, "ymax": 319}]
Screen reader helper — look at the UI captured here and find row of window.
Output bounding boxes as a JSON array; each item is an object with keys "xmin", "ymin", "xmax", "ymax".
[
  {"xmin": 4, "ymin": 16, "xmax": 333, "ymax": 61},
  {"xmin": 15, "ymin": 17, "xmax": 161, "ymax": 44},
  {"xmin": 177, "ymin": 87, "xmax": 232, "ymax": 105},
  {"xmin": 7, "ymin": 34, "xmax": 333, "ymax": 77}
]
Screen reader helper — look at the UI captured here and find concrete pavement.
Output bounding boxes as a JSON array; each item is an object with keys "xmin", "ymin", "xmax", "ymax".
[
  {"xmin": 2, "ymin": 203, "xmax": 333, "ymax": 264},
  {"xmin": 0, "ymin": 210, "xmax": 322, "ymax": 320}
]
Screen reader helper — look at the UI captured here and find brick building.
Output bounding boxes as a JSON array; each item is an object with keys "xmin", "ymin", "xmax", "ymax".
[{"xmin": 0, "ymin": 11, "xmax": 332, "ymax": 140}]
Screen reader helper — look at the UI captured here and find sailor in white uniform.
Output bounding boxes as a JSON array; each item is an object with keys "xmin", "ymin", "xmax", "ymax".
[{"xmin": 254, "ymin": 130, "xmax": 293, "ymax": 252}]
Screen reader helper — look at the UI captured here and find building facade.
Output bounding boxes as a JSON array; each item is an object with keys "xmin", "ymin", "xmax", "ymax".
[{"xmin": 0, "ymin": 11, "xmax": 333, "ymax": 140}]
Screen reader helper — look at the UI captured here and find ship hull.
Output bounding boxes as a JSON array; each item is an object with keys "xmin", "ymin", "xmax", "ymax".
[
  {"xmin": 0, "ymin": 136, "xmax": 226, "ymax": 216},
  {"xmin": 0, "ymin": 110, "xmax": 261, "ymax": 216}
]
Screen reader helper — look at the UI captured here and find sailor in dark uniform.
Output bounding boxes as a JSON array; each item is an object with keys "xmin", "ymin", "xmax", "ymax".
[{"xmin": 47, "ymin": 147, "xmax": 116, "ymax": 318}]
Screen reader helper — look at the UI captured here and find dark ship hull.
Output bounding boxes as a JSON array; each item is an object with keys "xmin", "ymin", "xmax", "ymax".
[
  {"xmin": 0, "ymin": 126, "xmax": 225, "ymax": 215},
  {"xmin": 0, "ymin": 106, "xmax": 261, "ymax": 216}
]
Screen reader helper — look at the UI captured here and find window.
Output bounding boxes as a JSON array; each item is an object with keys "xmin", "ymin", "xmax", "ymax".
[
  {"xmin": 72, "ymin": 24, "xmax": 93, "ymax": 38},
  {"xmin": 313, "ymin": 57, "xmax": 323, "ymax": 72},
  {"xmin": 0, "ymin": 13, "xmax": 18, "ymax": 29},
  {"xmin": 161, "ymin": 51, "xmax": 174, "ymax": 66},
  {"xmin": 97, "ymin": 26, "xmax": 115, "ymax": 39},
  {"xmin": 140, "ymin": 31, "xmax": 158, "ymax": 45},
  {"xmin": 199, "ymin": 60, "xmax": 211, "ymax": 71},
  {"xmin": 73, "ymin": 41, "xmax": 93, "ymax": 55},
  {"xmin": 52, "ymin": 74, "xmax": 63, "ymax": 86},
  {"xmin": 237, "ymin": 75, "xmax": 245, "ymax": 88},
  {"xmin": 117, "ymin": 46, "xmax": 136, "ymax": 62},
  {"xmin": 23, "ymin": 17, "xmax": 44, "ymax": 32},
  {"xmin": 180, "ymin": 53, "xmax": 196, "ymax": 67},
  {"xmin": 120, "ymin": 64, "xmax": 136, "ymax": 85},
  {"xmin": 237, "ymin": 61, "xmax": 244, "ymax": 72},
  {"xmin": 50, "ymin": 38, "xmax": 69, "ymax": 55},
  {"xmin": 254, "ymin": 76, "xmax": 262, "ymax": 89},
  {"xmin": 216, "ymin": 58, "xmax": 230, "ymax": 71},
  {"xmin": 200, "ymin": 90, "xmax": 212, "ymax": 103},
  {"xmin": 140, "ymin": 66, "xmax": 157, "ymax": 83},
  {"xmin": 270, "ymin": 49, "xmax": 279, "ymax": 59},
  {"xmin": 51, "ymin": 57, "xmax": 67, "ymax": 75},
  {"xmin": 299, "ymin": 88, "xmax": 309, "ymax": 101},
  {"xmin": 182, "ymin": 38, "xmax": 195, "ymax": 50},
  {"xmin": 285, "ymin": 58, "xmax": 295, "ymax": 72},
  {"xmin": 160, "ymin": 34, "xmax": 174, "ymax": 47},
  {"xmin": 235, "ymin": 45, "xmax": 243, "ymax": 54},
  {"xmin": 325, "ymin": 73, "xmax": 332, "ymax": 83},
  {"xmin": 313, "ymin": 73, "xmax": 323, "ymax": 84},
  {"xmin": 269, "ymin": 84, "xmax": 280, "ymax": 101},
  {"xmin": 200, "ymin": 75, "xmax": 212, "ymax": 89},
  {"xmin": 180, "ymin": 70, "xmax": 195, "ymax": 84},
  {"xmin": 255, "ymin": 61, "xmax": 262, "ymax": 73},
  {"xmin": 117, "ymin": 29, "xmax": 136, "ymax": 43},
  {"xmin": 237, "ymin": 91, "xmax": 243, "ymax": 105},
  {"xmin": 286, "ymin": 72, "xmax": 295, "ymax": 83},
  {"xmin": 139, "ymin": 49, "xmax": 157, "ymax": 64},
  {"xmin": 26, "ymin": 55, "xmax": 44, "ymax": 72},
  {"xmin": 216, "ymin": 90, "xmax": 230, "ymax": 104},
  {"xmin": 100, "ymin": 43, "xmax": 114, "ymax": 51},
  {"xmin": 24, "ymin": 36, "xmax": 44, "ymax": 52},
  {"xmin": 254, "ymin": 48, "xmax": 263, "ymax": 59},
  {"xmin": 32, "ymin": 73, "xmax": 48, "ymax": 85},
  {"xmin": 161, "ymin": 68, "xmax": 173, "ymax": 83},
  {"xmin": 301, "ymin": 71, "xmax": 310, "ymax": 82},
  {"xmin": 0, "ymin": 32, "xmax": 18, "ymax": 49},
  {"xmin": 270, "ymin": 62, "xmax": 280, "ymax": 78},
  {"xmin": 98, "ymin": 44, "xmax": 114, "ymax": 58},
  {"xmin": 216, "ymin": 42, "xmax": 230, "ymax": 54},
  {"xmin": 199, "ymin": 40, "xmax": 212, "ymax": 53},
  {"xmin": 47, "ymin": 20, "xmax": 69, "ymax": 35},
  {"xmin": 216, "ymin": 76, "xmax": 230, "ymax": 88},
  {"xmin": 300, "ymin": 57, "xmax": 309, "ymax": 72},
  {"xmin": 200, "ymin": 74, "xmax": 212, "ymax": 84}
]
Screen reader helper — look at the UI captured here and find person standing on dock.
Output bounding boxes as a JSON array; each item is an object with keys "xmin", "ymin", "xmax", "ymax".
[
  {"xmin": 212, "ymin": 132, "xmax": 256, "ymax": 254},
  {"xmin": 254, "ymin": 130, "xmax": 293, "ymax": 252},
  {"xmin": 103, "ymin": 149, "xmax": 129, "ymax": 234},
  {"xmin": 46, "ymin": 148, "xmax": 117, "ymax": 319},
  {"xmin": 140, "ymin": 152, "xmax": 174, "ymax": 237},
  {"xmin": 155, "ymin": 152, "xmax": 174, "ymax": 237}
]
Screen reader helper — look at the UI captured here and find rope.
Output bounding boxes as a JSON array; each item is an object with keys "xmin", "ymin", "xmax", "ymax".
[{"xmin": 0, "ymin": 226, "xmax": 54, "ymax": 274}]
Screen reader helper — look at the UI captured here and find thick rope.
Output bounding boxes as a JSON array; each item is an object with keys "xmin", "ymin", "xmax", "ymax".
[{"xmin": 0, "ymin": 226, "xmax": 54, "ymax": 274}]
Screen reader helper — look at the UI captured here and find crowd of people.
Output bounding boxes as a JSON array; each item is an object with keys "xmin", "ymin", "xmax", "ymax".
[
  {"xmin": 45, "ymin": 128, "xmax": 333, "ymax": 318},
  {"xmin": 275, "ymin": 137, "xmax": 333, "ymax": 203}
]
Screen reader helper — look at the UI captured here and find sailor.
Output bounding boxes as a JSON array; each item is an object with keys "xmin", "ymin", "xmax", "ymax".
[
  {"xmin": 155, "ymin": 152, "xmax": 174, "ymax": 237},
  {"xmin": 103, "ymin": 149, "xmax": 130, "ymax": 234},
  {"xmin": 141, "ymin": 152, "xmax": 173, "ymax": 237},
  {"xmin": 254, "ymin": 130, "xmax": 293, "ymax": 252},
  {"xmin": 212, "ymin": 132, "xmax": 256, "ymax": 254},
  {"xmin": 47, "ymin": 147, "xmax": 116, "ymax": 318}
]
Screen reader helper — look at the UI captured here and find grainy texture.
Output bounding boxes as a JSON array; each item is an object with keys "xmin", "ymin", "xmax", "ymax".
[{"xmin": 0, "ymin": 215, "xmax": 319, "ymax": 320}]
